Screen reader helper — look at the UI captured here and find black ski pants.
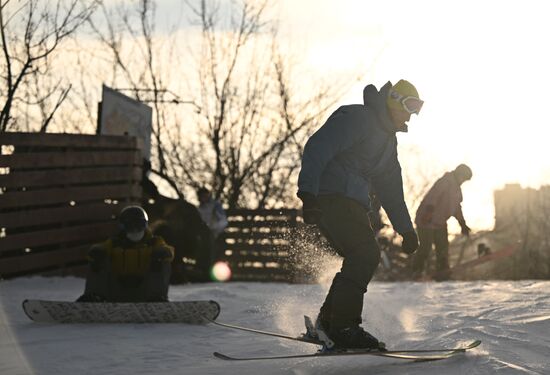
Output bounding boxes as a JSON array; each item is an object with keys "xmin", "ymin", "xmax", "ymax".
[
  {"xmin": 411, "ymin": 227, "xmax": 449, "ymax": 276},
  {"xmin": 316, "ymin": 194, "xmax": 380, "ymax": 331}
]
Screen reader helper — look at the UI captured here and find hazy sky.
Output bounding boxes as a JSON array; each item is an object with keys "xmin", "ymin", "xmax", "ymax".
[
  {"xmin": 136, "ymin": 0, "xmax": 550, "ymax": 231},
  {"xmin": 273, "ymin": 0, "xmax": 550, "ymax": 231}
]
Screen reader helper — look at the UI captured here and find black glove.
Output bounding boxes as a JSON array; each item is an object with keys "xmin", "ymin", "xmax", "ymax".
[
  {"xmin": 88, "ymin": 246, "xmax": 106, "ymax": 272},
  {"xmin": 297, "ymin": 191, "xmax": 322, "ymax": 224},
  {"xmin": 150, "ymin": 248, "xmax": 171, "ymax": 272},
  {"xmin": 401, "ymin": 230, "xmax": 419, "ymax": 254}
]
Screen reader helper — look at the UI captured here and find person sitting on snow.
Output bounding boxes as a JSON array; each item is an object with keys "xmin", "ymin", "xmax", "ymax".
[{"xmin": 77, "ymin": 205, "xmax": 174, "ymax": 302}]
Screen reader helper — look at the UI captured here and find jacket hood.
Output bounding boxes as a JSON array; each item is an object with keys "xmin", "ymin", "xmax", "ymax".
[{"xmin": 363, "ymin": 81, "xmax": 408, "ymax": 133}]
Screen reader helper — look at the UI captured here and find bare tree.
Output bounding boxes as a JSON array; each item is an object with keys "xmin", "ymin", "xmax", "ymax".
[
  {"xmin": 169, "ymin": 0, "xmax": 352, "ymax": 208},
  {"xmin": 82, "ymin": 0, "xmax": 189, "ymax": 197},
  {"xmin": 0, "ymin": 0, "xmax": 98, "ymax": 132},
  {"xmin": 81, "ymin": 0, "xmax": 355, "ymax": 209}
]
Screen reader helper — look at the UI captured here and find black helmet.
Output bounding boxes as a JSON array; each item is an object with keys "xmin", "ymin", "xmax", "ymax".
[{"xmin": 118, "ymin": 205, "xmax": 148, "ymax": 233}]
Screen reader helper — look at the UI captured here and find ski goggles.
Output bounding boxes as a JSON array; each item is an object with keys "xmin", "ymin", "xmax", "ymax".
[{"xmin": 389, "ymin": 90, "xmax": 424, "ymax": 114}]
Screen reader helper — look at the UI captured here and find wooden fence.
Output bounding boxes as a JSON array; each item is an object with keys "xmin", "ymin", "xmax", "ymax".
[
  {"xmin": 221, "ymin": 209, "xmax": 301, "ymax": 282},
  {"xmin": 220, "ymin": 212, "xmax": 412, "ymax": 283},
  {"xmin": 0, "ymin": 132, "xmax": 142, "ymax": 278}
]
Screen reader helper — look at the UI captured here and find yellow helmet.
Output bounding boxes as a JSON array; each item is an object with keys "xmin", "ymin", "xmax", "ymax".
[{"xmin": 387, "ymin": 80, "xmax": 423, "ymax": 114}]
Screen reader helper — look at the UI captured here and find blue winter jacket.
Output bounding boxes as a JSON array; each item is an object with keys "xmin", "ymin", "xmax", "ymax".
[{"xmin": 297, "ymin": 82, "xmax": 414, "ymax": 234}]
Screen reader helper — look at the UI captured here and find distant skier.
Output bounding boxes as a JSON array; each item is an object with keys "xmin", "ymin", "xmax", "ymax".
[
  {"xmin": 297, "ymin": 80, "xmax": 423, "ymax": 349},
  {"xmin": 196, "ymin": 187, "xmax": 228, "ymax": 277},
  {"xmin": 197, "ymin": 187, "xmax": 228, "ymax": 240},
  {"xmin": 77, "ymin": 205, "xmax": 174, "ymax": 302},
  {"xmin": 412, "ymin": 164, "xmax": 473, "ymax": 279}
]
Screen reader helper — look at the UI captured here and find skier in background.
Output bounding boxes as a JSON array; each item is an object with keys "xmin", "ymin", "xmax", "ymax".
[
  {"xmin": 77, "ymin": 205, "xmax": 174, "ymax": 302},
  {"xmin": 297, "ymin": 80, "xmax": 423, "ymax": 350},
  {"xmin": 197, "ymin": 187, "xmax": 228, "ymax": 240},
  {"xmin": 197, "ymin": 187, "xmax": 228, "ymax": 269},
  {"xmin": 412, "ymin": 164, "xmax": 473, "ymax": 279}
]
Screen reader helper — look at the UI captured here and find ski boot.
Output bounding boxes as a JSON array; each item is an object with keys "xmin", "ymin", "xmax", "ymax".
[
  {"xmin": 328, "ymin": 325, "xmax": 386, "ymax": 351},
  {"xmin": 302, "ymin": 315, "xmax": 335, "ymax": 349}
]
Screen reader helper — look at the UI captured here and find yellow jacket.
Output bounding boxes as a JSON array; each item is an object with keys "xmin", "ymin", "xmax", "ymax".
[{"xmin": 88, "ymin": 229, "xmax": 174, "ymax": 277}]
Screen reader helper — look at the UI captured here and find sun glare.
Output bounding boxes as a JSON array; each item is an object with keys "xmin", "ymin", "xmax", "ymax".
[
  {"xmin": 210, "ymin": 262, "xmax": 232, "ymax": 282},
  {"xmin": 281, "ymin": 0, "xmax": 550, "ymax": 231}
]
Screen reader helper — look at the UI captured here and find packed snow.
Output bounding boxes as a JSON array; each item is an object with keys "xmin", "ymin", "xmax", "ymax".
[{"xmin": 1, "ymin": 277, "xmax": 549, "ymax": 374}]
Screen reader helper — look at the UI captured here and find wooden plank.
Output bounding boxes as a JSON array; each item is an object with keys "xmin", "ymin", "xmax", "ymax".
[
  {"xmin": 227, "ymin": 208, "xmax": 298, "ymax": 216},
  {"xmin": 228, "ymin": 216, "xmax": 297, "ymax": 224},
  {"xmin": 0, "ymin": 132, "xmax": 139, "ymax": 149},
  {"xmin": 225, "ymin": 228, "xmax": 293, "ymax": 236},
  {"xmin": 226, "ymin": 249, "xmax": 290, "ymax": 257},
  {"xmin": 223, "ymin": 254, "xmax": 289, "ymax": 263},
  {"xmin": 224, "ymin": 247, "xmax": 290, "ymax": 255},
  {"xmin": 227, "ymin": 220, "xmax": 297, "ymax": 228},
  {"xmin": 0, "ymin": 184, "xmax": 141, "ymax": 209},
  {"xmin": 224, "ymin": 243, "xmax": 290, "ymax": 252},
  {"xmin": 230, "ymin": 273, "xmax": 288, "ymax": 282},
  {"xmin": 0, "ymin": 151, "xmax": 141, "ymax": 169},
  {"xmin": 0, "ymin": 203, "xmax": 123, "ymax": 229},
  {"xmin": 0, "ymin": 222, "xmax": 117, "ymax": 252},
  {"xmin": 227, "ymin": 261, "xmax": 288, "ymax": 270},
  {"xmin": 223, "ymin": 232, "xmax": 290, "ymax": 241},
  {"xmin": 0, "ymin": 166, "xmax": 142, "ymax": 189},
  {"xmin": 0, "ymin": 245, "xmax": 89, "ymax": 275},
  {"xmin": 224, "ymin": 230, "xmax": 291, "ymax": 238}
]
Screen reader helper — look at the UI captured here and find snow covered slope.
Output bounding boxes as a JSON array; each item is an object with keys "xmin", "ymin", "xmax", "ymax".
[{"xmin": 1, "ymin": 277, "xmax": 549, "ymax": 374}]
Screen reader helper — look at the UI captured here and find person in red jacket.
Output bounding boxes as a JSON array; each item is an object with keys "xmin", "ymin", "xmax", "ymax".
[{"xmin": 412, "ymin": 164, "xmax": 473, "ymax": 279}]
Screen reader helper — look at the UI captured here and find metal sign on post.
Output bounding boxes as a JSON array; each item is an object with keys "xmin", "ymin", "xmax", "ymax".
[{"xmin": 98, "ymin": 85, "xmax": 153, "ymax": 160}]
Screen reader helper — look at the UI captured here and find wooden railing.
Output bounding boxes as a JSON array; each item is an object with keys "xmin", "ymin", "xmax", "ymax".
[
  {"xmin": 221, "ymin": 208, "xmax": 301, "ymax": 282},
  {"xmin": 0, "ymin": 132, "xmax": 142, "ymax": 278}
]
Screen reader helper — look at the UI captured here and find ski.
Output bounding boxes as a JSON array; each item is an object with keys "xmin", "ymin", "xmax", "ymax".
[
  {"xmin": 209, "ymin": 318, "xmax": 323, "ymax": 345},
  {"xmin": 213, "ymin": 340, "xmax": 481, "ymax": 362},
  {"xmin": 210, "ymin": 317, "xmax": 480, "ymax": 354}
]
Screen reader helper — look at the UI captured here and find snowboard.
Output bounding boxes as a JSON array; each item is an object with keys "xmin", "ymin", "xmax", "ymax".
[{"xmin": 22, "ymin": 299, "xmax": 220, "ymax": 324}]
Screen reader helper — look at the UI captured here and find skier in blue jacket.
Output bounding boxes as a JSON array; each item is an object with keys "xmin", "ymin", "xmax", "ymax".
[{"xmin": 297, "ymin": 80, "xmax": 423, "ymax": 349}]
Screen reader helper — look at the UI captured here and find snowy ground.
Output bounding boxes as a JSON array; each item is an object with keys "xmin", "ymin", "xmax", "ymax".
[{"xmin": 1, "ymin": 277, "xmax": 549, "ymax": 375}]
